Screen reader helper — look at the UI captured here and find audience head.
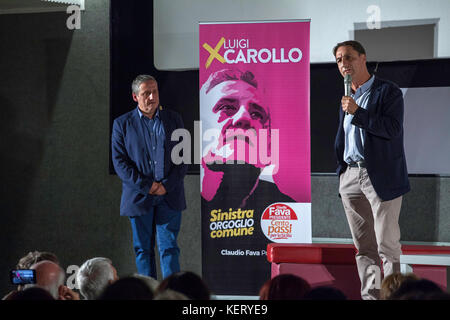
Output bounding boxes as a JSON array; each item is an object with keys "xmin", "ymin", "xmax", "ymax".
[
  {"xmin": 97, "ymin": 276, "xmax": 153, "ymax": 300},
  {"xmin": 156, "ymin": 271, "xmax": 211, "ymax": 300},
  {"xmin": 25, "ymin": 260, "xmax": 65, "ymax": 299},
  {"xmin": 76, "ymin": 257, "xmax": 119, "ymax": 300},
  {"xmin": 303, "ymin": 286, "xmax": 347, "ymax": 300},
  {"xmin": 380, "ymin": 272, "xmax": 419, "ymax": 300},
  {"xmin": 259, "ymin": 274, "xmax": 311, "ymax": 300},
  {"xmin": 6, "ymin": 287, "xmax": 55, "ymax": 301},
  {"xmin": 15, "ymin": 251, "xmax": 59, "ymax": 292},
  {"xmin": 389, "ymin": 278, "xmax": 444, "ymax": 300},
  {"xmin": 153, "ymin": 289, "xmax": 190, "ymax": 300},
  {"xmin": 16, "ymin": 251, "xmax": 60, "ymax": 270},
  {"xmin": 132, "ymin": 273, "xmax": 160, "ymax": 292},
  {"xmin": 420, "ymin": 291, "xmax": 450, "ymax": 300}
]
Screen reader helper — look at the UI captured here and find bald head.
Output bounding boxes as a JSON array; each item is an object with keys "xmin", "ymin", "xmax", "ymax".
[{"xmin": 27, "ymin": 260, "xmax": 65, "ymax": 299}]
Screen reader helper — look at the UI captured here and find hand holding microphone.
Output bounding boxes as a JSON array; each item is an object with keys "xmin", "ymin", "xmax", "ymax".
[
  {"xmin": 341, "ymin": 96, "xmax": 359, "ymax": 115},
  {"xmin": 342, "ymin": 74, "xmax": 358, "ymax": 115}
]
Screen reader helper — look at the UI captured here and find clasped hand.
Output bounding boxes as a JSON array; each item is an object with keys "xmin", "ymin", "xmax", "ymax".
[{"xmin": 149, "ymin": 181, "xmax": 167, "ymax": 195}]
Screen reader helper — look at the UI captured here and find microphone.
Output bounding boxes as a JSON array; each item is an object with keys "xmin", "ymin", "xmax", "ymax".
[{"xmin": 344, "ymin": 74, "xmax": 352, "ymax": 115}]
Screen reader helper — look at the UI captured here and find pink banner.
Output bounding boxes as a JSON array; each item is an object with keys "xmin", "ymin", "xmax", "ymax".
[{"xmin": 200, "ymin": 20, "xmax": 310, "ymax": 295}]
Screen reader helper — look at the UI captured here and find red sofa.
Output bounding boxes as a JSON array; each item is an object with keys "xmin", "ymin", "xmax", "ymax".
[{"xmin": 267, "ymin": 243, "xmax": 450, "ymax": 300}]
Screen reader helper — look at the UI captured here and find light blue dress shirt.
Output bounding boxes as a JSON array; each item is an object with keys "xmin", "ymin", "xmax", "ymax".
[
  {"xmin": 137, "ymin": 107, "xmax": 165, "ymax": 182},
  {"xmin": 343, "ymin": 75, "xmax": 375, "ymax": 164}
]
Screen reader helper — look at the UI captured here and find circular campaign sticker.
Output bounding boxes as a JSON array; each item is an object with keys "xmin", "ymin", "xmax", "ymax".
[{"xmin": 260, "ymin": 203, "xmax": 298, "ymax": 242}]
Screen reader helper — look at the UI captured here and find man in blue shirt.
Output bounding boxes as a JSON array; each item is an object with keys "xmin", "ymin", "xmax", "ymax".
[
  {"xmin": 333, "ymin": 41, "xmax": 410, "ymax": 300},
  {"xmin": 111, "ymin": 75, "xmax": 187, "ymax": 280}
]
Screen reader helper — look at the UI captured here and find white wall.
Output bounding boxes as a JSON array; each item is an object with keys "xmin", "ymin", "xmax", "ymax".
[{"xmin": 154, "ymin": 0, "xmax": 450, "ymax": 70}]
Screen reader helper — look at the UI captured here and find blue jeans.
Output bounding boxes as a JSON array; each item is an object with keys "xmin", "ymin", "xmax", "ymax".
[{"xmin": 129, "ymin": 197, "xmax": 181, "ymax": 279}]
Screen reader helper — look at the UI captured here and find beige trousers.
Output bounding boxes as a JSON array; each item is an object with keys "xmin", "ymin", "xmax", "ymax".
[{"xmin": 339, "ymin": 166, "xmax": 402, "ymax": 300}]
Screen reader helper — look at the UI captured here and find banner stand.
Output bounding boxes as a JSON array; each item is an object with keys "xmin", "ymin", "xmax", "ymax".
[{"xmin": 199, "ymin": 20, "xmax": 311, "ymax": 296}]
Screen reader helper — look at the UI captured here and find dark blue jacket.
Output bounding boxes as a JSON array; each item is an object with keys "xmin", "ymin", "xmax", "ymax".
[
  {"xmin": 334, "ymin": 76, "xmax": 410, "ymax": 201},
  {"xmin": 112, "ymin": 107, "xmax": 187, "ymax": 216}
]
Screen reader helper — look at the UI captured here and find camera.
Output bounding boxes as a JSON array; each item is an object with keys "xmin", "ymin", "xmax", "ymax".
[{"xmin": 10, "ymin": 269, "xmax": 36, "ymax": 285}]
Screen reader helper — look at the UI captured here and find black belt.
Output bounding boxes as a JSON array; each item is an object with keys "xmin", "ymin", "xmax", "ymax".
[{"xmin": 348, "ymin": 161, "xmax": 366, "ymax": 168}]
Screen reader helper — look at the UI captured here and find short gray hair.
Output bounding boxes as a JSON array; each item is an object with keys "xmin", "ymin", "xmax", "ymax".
[
  {"xmin": 76, "ymin": 257, "xmax": 115, "ymax": 300},
  {"xmin": 132, "ymin": 74, "xmax": 157, "ymax": 95}
]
